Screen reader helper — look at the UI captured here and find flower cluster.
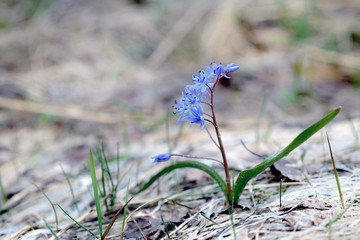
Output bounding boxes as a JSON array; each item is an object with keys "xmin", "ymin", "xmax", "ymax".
[
  {"xmin": 152, "ymin": 62, "xmax": 238, "ymax": 163},
  {"xmin": 172, "ymin": 62, "xmax": 239, "ymax": 129}
]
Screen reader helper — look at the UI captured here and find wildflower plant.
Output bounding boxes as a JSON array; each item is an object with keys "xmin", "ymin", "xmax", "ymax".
[{"xmin": 140, "ymin": 62, "xmax": 341, "ymax": 205}]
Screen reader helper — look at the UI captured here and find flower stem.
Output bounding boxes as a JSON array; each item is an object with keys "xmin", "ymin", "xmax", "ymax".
[
  {"xmin": 210, "ymin": 78, "xmax": 232, "ymax": 199},
  {"xmin": 171, "ymin": 154, "xmax": 223, "ymax": 166},
  {"xmin": 204, "ymin": 125, "xmax": 220, "ymax": 149}
]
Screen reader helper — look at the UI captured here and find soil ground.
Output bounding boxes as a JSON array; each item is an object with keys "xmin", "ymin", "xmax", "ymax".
[{"xmin": 0, "ymin": 0, "xmax": 360, "ymax": 239}]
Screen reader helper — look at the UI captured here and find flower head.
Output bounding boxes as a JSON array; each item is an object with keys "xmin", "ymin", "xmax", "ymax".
[
  {"xmin": 182, "ymin": 87, "xmax": 206, "ymax": 105},
  {"xmin": 152, "ymin": 153, "xmax": 171, "ymax": 163},
  {"xmin": 172, "ymin": 99, "xmax": 187, "ymax": 124},
  {"xmin": 188, "ymin": 70, "xmax": 214, "ymax": 95},
  {"xmin": 173, "ymin": 62, "xmax": 239, "ymax": 130},
  {"xmin": 224, "ymin": 63, "xmax": 240, "ymax": 73},
  {"xmin": 172, "ymin": 88, "xmax": 206, "ymax": 124},
  {"xmin": 183, "ymin": 103, "xmax": 205, "ymax": 130},
  {"xmin": 205, "ymin": 62, "xmax": 223, "ymax": 78},
  {"xmin": 205, "ymin": 62, "xmax": 239, "ymax": 79}
]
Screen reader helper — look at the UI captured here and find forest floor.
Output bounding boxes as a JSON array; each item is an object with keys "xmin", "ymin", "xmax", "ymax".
[{"xmin": 0, "ymin": 0, "xmax": 360, "ymax": 239}]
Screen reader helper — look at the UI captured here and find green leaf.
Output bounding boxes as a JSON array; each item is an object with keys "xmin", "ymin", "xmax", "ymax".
[
  {"xmin": 136, "ymin": 161, "xmax": 228, "ymax": 200},
  {"xmin": 231, "ymin": 107, "xmax": 341, "ymax": 204},
  {"xmin": 43, "ymin": 218, "xmax": 60, "ymax": 240},
  {"xmin": 33, "ymin": 183, "xmax": 59, "ymax": 232},
  {"xmin": 90, "ymin": 150, "xmax": 102, "ymax": 238},
  {"xmin": 56, "ymin": 203, "xmax": 97, "ymax": 239}
]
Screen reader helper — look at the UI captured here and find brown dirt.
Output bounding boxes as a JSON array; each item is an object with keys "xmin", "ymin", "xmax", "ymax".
[{"xmin": 0, "ymin": 0, "xmax": 360, "ymax": 239}]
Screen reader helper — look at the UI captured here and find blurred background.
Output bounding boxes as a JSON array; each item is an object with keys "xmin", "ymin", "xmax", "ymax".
[{"xmin": 0, "ymin": 0, "xmax": 360, "ymax": 237}]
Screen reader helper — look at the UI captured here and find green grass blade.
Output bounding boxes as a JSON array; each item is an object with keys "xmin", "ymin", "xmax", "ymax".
[
  {"xmin": 59, "ymin": 162, "xmax": 80, "ymax": 217},
  {"xmin": 228, "ymin": 204, "xmax": 236, "ymax": 240},
  {"xmin": 56, "ymin": 203, "xmax": 97, "ymax": 238},
  {"xmin": 100, "ymin": 145, "xmax": 116, "ymax": 208},
  {"xmin": 231, "ymin": 107, "xmax": 341, "ymax": 204},
  {"xmin": 0, "ymin": 173, "xmax": 9, "ymax": 214},
  {"xmin": 326, "ymin": 199, "xmax": 357, "ymax": 228},
  {"xmin": 43, "ymin": 218, "xmax": 59, "ymax": 240},
  {"xmin": 136, "ymin": 161, "xmax": 228, "ymax": 200},
  {"xmin": 326, "ymin": 133, "xmax": 345, "ymax": 209},
  {"xmin": 117, "ymin": 143, "xmax": 120, "ymax": 182},
  {"xmin": 90, "ymin": 150, "xmax": 103, "ymax": 237},
  {"xmin": 33, "ymin": 183, "xmax": 59, "ymax": 231},
  {"xmin": 0, "ymin": 173, "xmax": 7, "ymax": 204},
  {"xmin": 120, "ymin": 182, "xmax": 130, "ymax": 240},
  {"xmin": 101, "ymin": 144, "xmax": 114, "ymax": 188},
  {"xmin": 161, "ymin": 216, "xmax": 171, "ymax": 239},
  {"xmin": 326, "ymin": 199, "xmax": 357, "ymax": 239}
]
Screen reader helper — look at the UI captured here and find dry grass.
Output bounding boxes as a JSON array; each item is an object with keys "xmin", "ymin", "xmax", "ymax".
[{"xmin": 0, "ymin": 0, "xmax": 360, "ymax": 239}]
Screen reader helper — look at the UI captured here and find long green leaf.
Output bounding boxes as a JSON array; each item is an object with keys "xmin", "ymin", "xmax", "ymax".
[
  {"xmin": 59, "ymin": 162, "xmax": 80, "ymax": 217},
  {"xmin": 90, "ymin": 150, "xmax": 102, "ymax": 237},
  {"xmin": 231, "ymin": 107, "xmax": 341, "ymax": 204},
  {"xmin": 56, "ymin": 203, "xmax": 97, "ymax": 238},
  {"xmin": 33, "ymin": 183, "xmax": 59, "ymax": 231},
  {"xmin": 137, "ymin": 161, "xmax": 228, "ymax": 199},
  {"xmin": 43, "ymin": 218, "xmax": 60, "ymax": 240}
]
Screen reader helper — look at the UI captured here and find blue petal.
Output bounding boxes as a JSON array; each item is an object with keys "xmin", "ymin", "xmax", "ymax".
[
  {"xmin": 183, "ymin": 103, "xmax": 205, "ymax": 130},
  {"xmin": 152, "ymin": 153, "xmax": 171, "ymax": 163},
  {"xmin": 224, "ymin": 63, "xmax": 239, "ymax": 73}
]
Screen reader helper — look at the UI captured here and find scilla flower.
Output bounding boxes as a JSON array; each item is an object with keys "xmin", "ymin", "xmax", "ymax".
[
  {"xmin": 188, "ymin": 70, "xmax": 214, "ymax": 95},
  {"xmin": 152, "ymin": 153, "xmax": 171, "ymax": 163},
  {"xmin": 183, "ymin": 103, "xmax": 205, "ymax": 130},
  {"xmin": 173, "ymin": 62, "xmax": 239, "ymax": 129},
  {"xmin": 205, "ymin": 62, "xmax": 239, "ymax": 80}
]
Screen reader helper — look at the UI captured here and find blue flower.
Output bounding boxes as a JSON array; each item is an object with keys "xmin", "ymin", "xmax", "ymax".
[
  {"xmin": 188, "ymin": 70, "xmax": 214, "ymax": 95},
  {"xmin": 183, "ymin": 87, "xmax": 206, "ymax": 105},
  {"xmin": 172, "ymin": 62, "xmax": 239, "ymax": 130},
  {"xmin": 183, "ymin": 103, "xmax": 205, "ymax": 130},
  {"xmin": 205, "ymin": 62, "xmax": 239, "ymax": 79},
  {"xmin": 224, "ymin": 63, "xmax": 239, "ymax": 73},
  {"xmin": 172, "ymin": 98, "xmax": 188, "ymax": 124},
  {"xmin": 173, "ymin": 88, "xmax": 206, "ymax": 124},
  {"xmin": 152, "ymin": 153, "xmax": 171, "ymax": 163},
  {"xmin": 205, "ymin": 62, "xmax": 223, "ymax": 78}
]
